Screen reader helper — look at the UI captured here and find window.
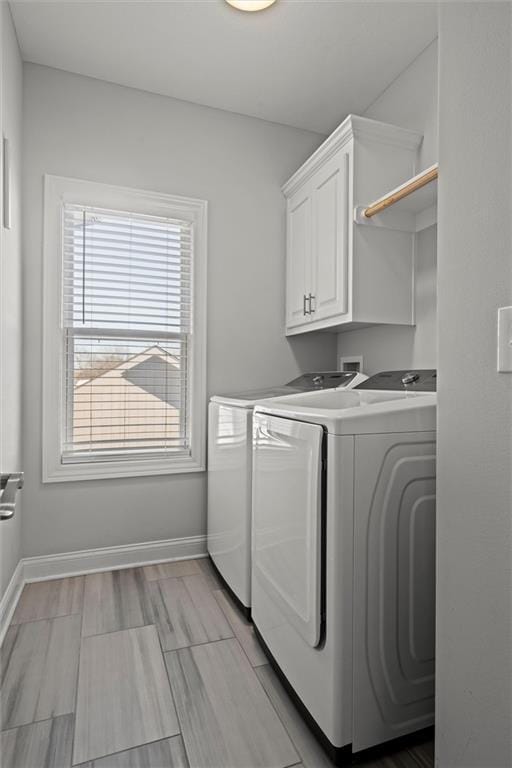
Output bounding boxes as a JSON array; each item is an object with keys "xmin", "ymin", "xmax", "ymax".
[{"xmin": 43, "ymin": 176, "xmax": 207, "ymax": 481}]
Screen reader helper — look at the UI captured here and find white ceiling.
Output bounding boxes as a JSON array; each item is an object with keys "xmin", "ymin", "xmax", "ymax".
[{"xmin": 10, "ymin": 0, "xmax": 438, "ymax": 134}]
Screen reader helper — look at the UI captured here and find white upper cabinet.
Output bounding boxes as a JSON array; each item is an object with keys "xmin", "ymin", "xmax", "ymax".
[
  {"xmin": 283, "ymin": 115, "xmax": 422, "ymax": 335},
  {"xmin": 310, "ymin": 149, "xmax": 350, "ymax": 324}
]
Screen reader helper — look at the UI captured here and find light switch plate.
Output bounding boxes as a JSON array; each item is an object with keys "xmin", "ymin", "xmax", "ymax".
[{"xmin": 497, "ymin": 306, "xmax": 512, "ymax": 372}]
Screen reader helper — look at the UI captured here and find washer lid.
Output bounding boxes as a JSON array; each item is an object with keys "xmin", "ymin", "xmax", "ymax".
[
  {"xmin": 210, "ymin": 371, "xmax": 360, "ymax": 408},
  {"xmin": 211, "ymin": 385, "xmax": 303, "ymax": 408}
]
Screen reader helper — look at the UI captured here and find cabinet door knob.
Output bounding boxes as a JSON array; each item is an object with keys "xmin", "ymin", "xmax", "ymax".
[
  {"xmin": 303, "ymin": 294, "xmax": 310, "ymax": 315},
  {"xmin": 308, "ymin": 293, "xmax": 316, "ymax": 313}
]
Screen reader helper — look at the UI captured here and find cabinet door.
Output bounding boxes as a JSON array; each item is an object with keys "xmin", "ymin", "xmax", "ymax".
[
  {"xmin": 286, "ymin": 187, "xmax": 312, "ymax": 329},
  {"xmin": 310, "ymin": 151, "xmax": 349, "ymax": 322}
]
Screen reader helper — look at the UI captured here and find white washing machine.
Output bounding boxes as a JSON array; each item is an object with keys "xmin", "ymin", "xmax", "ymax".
[
  {"xmin": 207, "ymin": 371, "xmax": 367, "ymax": 615},
  {"xmin": 252, "ymin": 370, "xmax": 437, "ymax": 761}
]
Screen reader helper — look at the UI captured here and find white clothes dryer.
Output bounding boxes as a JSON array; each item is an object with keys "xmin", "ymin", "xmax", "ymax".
[
  {"xmin": 207, "ymin": 371, "xmax": 367, "ymax": 615},
  {"xmin": 251, "ymin": 370, "xmax": 437, "ymax": 761}
]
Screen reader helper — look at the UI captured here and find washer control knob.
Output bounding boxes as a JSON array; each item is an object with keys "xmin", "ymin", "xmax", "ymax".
[{"xmin": 402, "ymin": 371, "xmax": 420, "ymax": 386}]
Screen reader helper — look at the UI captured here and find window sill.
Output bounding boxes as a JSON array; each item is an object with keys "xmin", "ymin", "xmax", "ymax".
[{"xmin": 42, "ymin": 456, "xmax": 206, "ymax": 483}]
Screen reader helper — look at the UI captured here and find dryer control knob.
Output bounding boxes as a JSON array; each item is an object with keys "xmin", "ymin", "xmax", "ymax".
[{"xmin": 402, "ymin": 372, "xmax": 420, "ymax": 385}]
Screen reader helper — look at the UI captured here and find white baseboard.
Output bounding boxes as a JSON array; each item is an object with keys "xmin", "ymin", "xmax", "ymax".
[
  {"xmin": 0, "ymin": 534, "xmax": 207, "ymax": 642},
  {"xmin": 0, "ymin": 560, "xmax": 25, "ymax": 646},
  {"xmin": 23, "ymin": 534, "xmax": 207, "ymax": 582}
]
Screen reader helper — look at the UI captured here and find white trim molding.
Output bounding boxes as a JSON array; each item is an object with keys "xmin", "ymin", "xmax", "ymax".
[
  {"xmin": 23, "ymin": 534, "xmax": 207, "ymax": 582},
  {"xmin": 0, "ymin": 534, "xmax": 207, "ymax": 642},
  {"xmin": 42, "ymin": 175, "xmax": 208, "ymax": 483},
  {"xmin": 0, "ymin": 560, "xmax": 25, "ymax": 645},
  {"xmin": 282, "ymin": 114, "xmax": 422, "ymax": 197}
]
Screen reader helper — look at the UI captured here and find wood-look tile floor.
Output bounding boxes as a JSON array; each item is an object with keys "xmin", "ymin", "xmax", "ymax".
[{"xmin": 0, "ymin": 558, "xmax": 434, "ymax": 768}]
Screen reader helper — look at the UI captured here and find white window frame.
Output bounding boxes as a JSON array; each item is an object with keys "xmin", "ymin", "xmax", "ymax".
[{"xmin": 42, "ymin": 175, "xmax": 207, "ymax": 482}]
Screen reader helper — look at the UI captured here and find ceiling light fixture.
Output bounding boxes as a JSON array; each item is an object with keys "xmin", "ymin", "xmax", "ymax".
[{"xmin": 225, "ymin": 0, "xmax": 277, "ymax": 12}]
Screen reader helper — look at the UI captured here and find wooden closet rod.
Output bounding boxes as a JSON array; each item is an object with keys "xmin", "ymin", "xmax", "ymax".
[{"xmin": 364, "ymin": 164, "xmax": 438, "ymax": 219}]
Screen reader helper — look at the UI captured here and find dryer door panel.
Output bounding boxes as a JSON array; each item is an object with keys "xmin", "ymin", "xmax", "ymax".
[
  {"xmin": 352, "ymin": 432, "xmax": 436, "ymax": 752},
  {"xmin": 252, "ymin": 414, "xmax": 324, "ymax": 648}
]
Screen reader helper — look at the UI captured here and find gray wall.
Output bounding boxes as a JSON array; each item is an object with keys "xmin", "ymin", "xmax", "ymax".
[
  {"xmin": 337, "ymin": 40, "xmax": 438, "ymax": 375},
  {"xmin": 436, "ymin": 4, "xmax": 512, "ymax": 766},
  {"xmin": 0, "ymin": 5, "xmax": 23, "ymax": 599},
  {"xmin": 22, "ymin": 64, "xmax": 334, "ymax": 557}
]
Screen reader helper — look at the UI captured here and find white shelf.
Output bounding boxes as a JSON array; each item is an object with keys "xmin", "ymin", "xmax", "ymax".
[{"xmin": 354, "ymin": 163, "xmax": 438, "ymax": 233}]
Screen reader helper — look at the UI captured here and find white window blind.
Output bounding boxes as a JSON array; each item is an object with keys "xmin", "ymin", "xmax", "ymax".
[{"xmin": 62, "ymin": 204, "xmax": 193, "ymax": 463}]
